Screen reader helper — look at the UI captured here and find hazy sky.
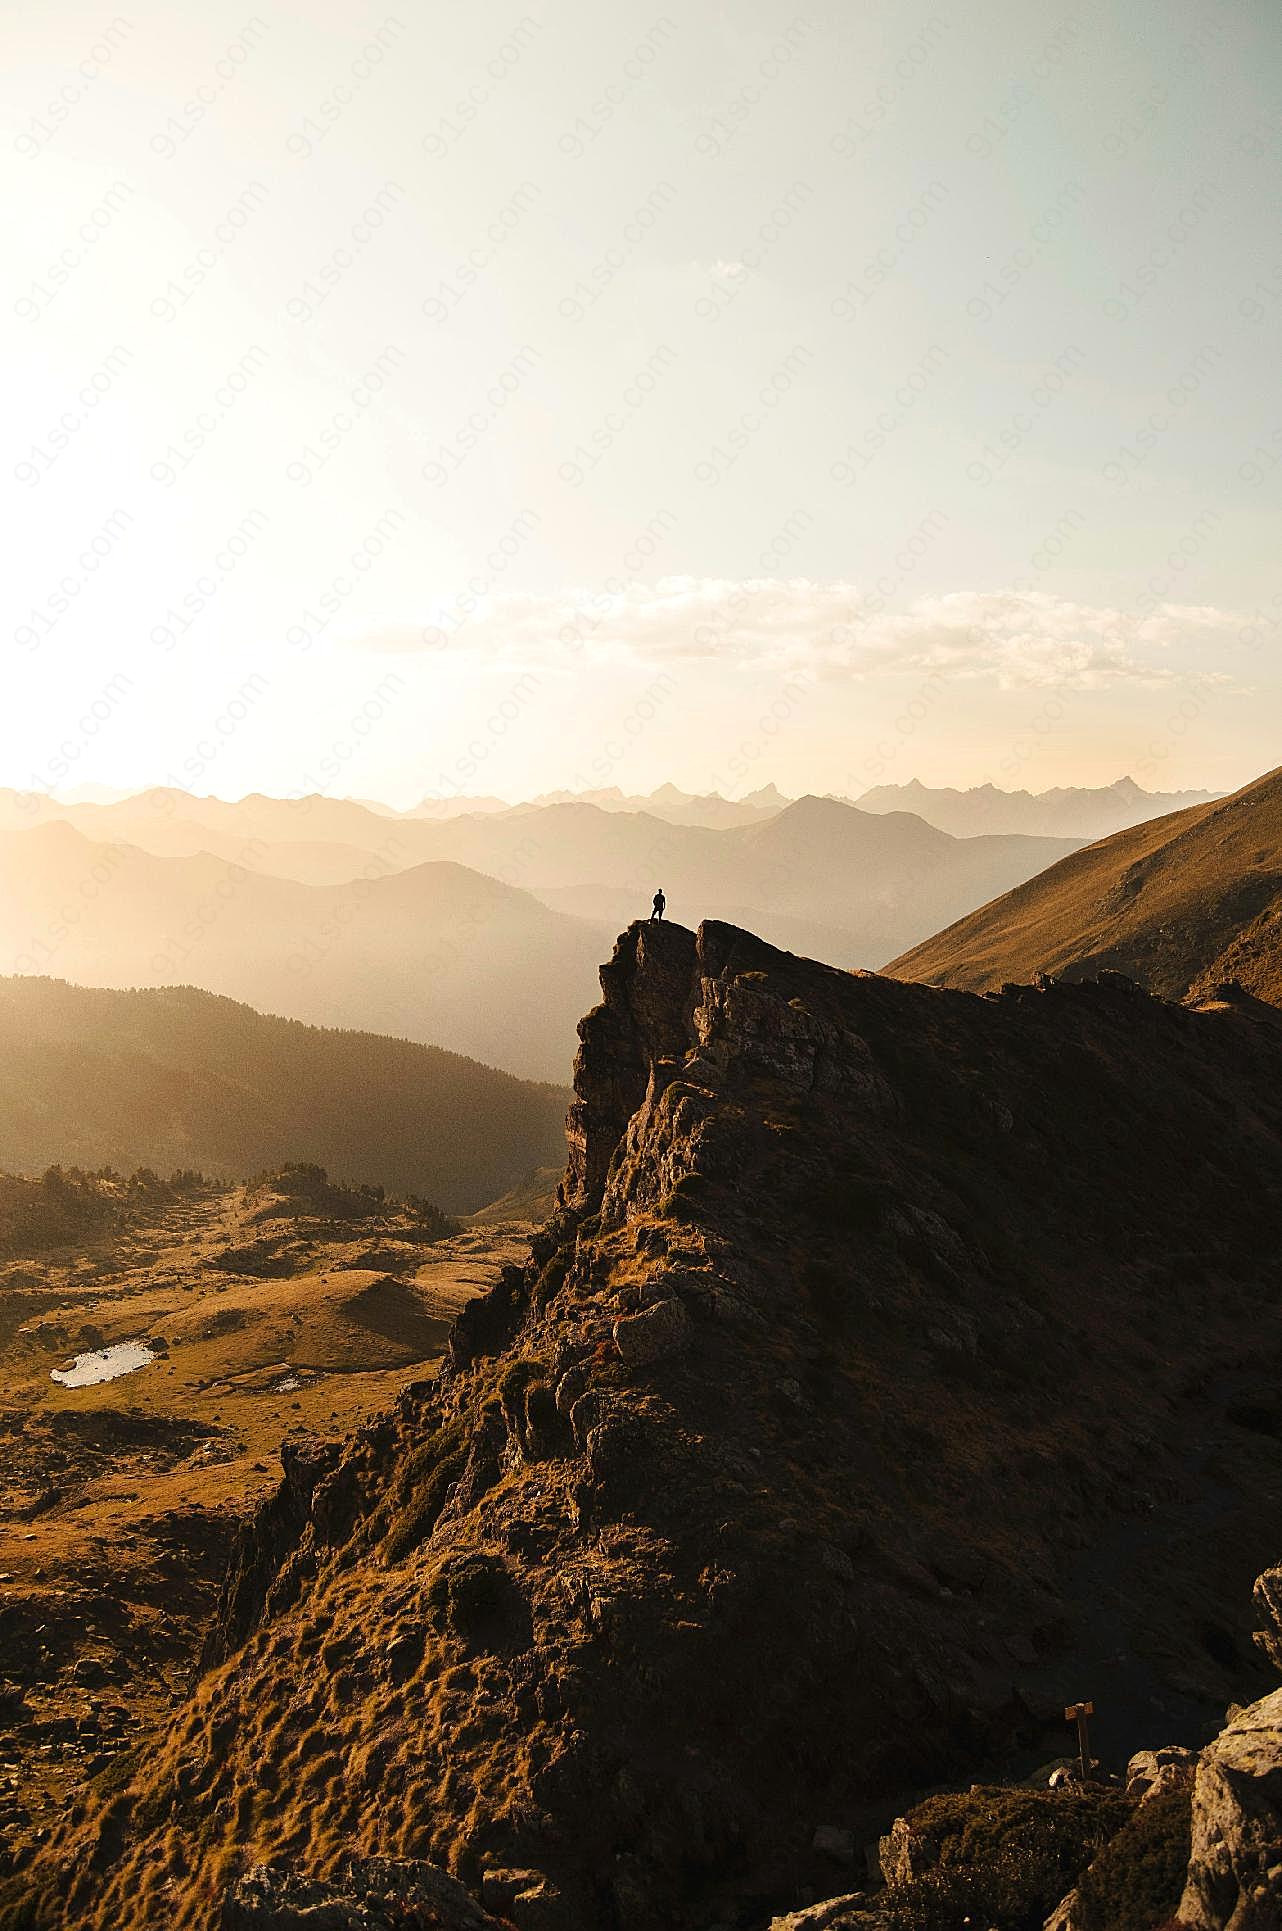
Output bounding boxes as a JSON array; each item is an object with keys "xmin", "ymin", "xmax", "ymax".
[{"xmin": 5, "ymin": 0, "xmax": 1280, "ymax": 806}]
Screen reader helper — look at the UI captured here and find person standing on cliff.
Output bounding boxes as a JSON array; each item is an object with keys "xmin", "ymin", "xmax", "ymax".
[{"xmin": 651, "ymin": 888, "xmax": 666, "ymax": 921}]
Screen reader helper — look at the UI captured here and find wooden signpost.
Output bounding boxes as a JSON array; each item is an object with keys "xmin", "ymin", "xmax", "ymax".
[{"xmin": 1065, "ymin": 1700, "xmax": 1094, "ymax": 1781}]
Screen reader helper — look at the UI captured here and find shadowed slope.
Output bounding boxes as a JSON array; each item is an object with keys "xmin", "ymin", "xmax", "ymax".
[
  {"xmin": 0, "ymin": 976, "xmax": 569, "ymax": 1212},
  {"xmin": 13, "ymin": 920, "xmax": 1282, "ymax": 1931}
]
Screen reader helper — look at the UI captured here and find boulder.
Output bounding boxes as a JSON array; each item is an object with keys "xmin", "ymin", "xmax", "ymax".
[
  {"xmin": 612, "ymin": 1295, "xmax": 689, "ymax": 1365},
  {"xmin": 479, "ymin": 1866, "xmax": 564, "ymax": 1928},
  {"xmin": 769, "ymin": 1899, "xmax": 891, "ymax": 1929},
  {"xmin": 1126, "ymin": 1744, "xmax": 1197, "ymax": 1802},
  {"xmin": 1178, "ymin": 1687, "xmax": 1282, "ymax": 1929},
  {"xmin": 1254, "ymin": 1563, "xmax": 1282, "ymax": 1676},
  {"xmin": 221, "ymin": 1856, "xmax": 502, "ymax": 1929}
]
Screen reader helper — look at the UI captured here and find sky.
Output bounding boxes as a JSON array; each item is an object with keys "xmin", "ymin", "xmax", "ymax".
[{"xmin": 4, "ymin": 0, "xmax": 1280, "ymax": 807}]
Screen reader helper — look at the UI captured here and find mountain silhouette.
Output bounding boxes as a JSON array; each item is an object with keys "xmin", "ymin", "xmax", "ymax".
[
  {"xmin": 0, "ymin": 976, "xmax": 568, "ymax": 1212},
  {"xmin": 855, "ymin": 774, "xmax": 1218, "ymax": 840},
  {"xmin": 1, "ymin": 794, "xmax": 1079, "ymax": 1064},
  {"xmin": 0, "ymin": 822, "xmax": 610, "ymax": 1081}
]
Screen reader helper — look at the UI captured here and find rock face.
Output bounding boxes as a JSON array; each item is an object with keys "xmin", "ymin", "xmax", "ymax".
[
  {"xmin": 612, "ymin": 1295, "xmax": 689, "ymax": 1364},
  {"xmin": 1254, "ymin": 1561, "xmax": 1282, "ymax": 1676},
  {"xmin": 1037, "ymin": 1570, "xmax": 1282, "ymax": 1930},
  {"xmin": 15, "ymin": 919, "xmax": 1282, "ymax": 1931},
  {"xmin": 1178, "ymin": 1689, "xmax": 1282, "ymax": 1929},
  {"xmin": 769, "ymin": 1898, "xmax": 888, "ymax": 1929},
  {"xmin": 561, "ymin": 918, "xmax": 699, "ymax": 1209},
  {"xmin": 1126, "ymin": 1744, "xmax": 1198, "ymax": 1802},
  {"xmin": 221, "ymin": 1856, "xmax": 503, "ymax": 1929}
]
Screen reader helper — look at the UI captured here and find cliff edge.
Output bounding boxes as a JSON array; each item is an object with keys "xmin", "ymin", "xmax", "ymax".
[{"xmin": 12, "ymin": 921, "xmax": 1282, "ymax": 1931}]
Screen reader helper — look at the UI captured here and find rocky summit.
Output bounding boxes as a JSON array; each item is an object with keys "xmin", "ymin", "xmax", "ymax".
[{"xmin": 10, "ymin": 919, "xmax": 1282, "ymax": 1930}]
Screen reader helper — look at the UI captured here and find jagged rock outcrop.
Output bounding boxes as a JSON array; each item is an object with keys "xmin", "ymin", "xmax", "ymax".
[
  {"xmin": 561, "ymin": 918, "xmax": 699, "ymax": 1209},
  {"xmin": 221, "ymin": 1856, "xmax": 503, "ymax": 1929},
  {"xmin": 768, "ymin": 1898, "xmax": 888, "ymax": 1928},
  {"xmin": 1126, "ymin": 1744, "xmax": 1198, "ymax": 1802},
  {"xmin": 1254, "ymin": 1562, "xmax": 1282, "ymax": 1676},
  {"xmin": 1177, "ymin": 1690, "xmax": 1282, "ymax": 1928},
  {"xmin": 1038, "ymin": 1564, "xmax": 1282, "ymax": 1931},
  {"xmin": 13, "ymin": 919, "xmax": 1282, "ymax": 1931},
  {"xmin": 203, "ymin": 1431, "xmax": 344, "ymax": 1667}
]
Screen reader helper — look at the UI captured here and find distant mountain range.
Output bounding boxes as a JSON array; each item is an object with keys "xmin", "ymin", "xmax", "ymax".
[
  {"xmin": 399, "ymin": 782, "xmax": 788, "ymax": 826},
  {"xmin": 888, "ymin": 763, "xmax": 1282, "ymax": 1006},
  {"xmin": 0, "ymin": 976, "xmax": 568, "ymax": 1212},
  {"xmin": 402, "ymin": 793, "xmax": 1082, "ymax": 967},
  {"xmin": 853, "ymin": 774, "xmax": 1219, "ymax": 840},
  {"xmin": 363, "ymin": 776, "xmax": 1213, "ymax": 839},
  {"xmin": 1, "ymin": 772, "xmax": 1232, "ymax": 1078},
  {"xmin": 0, "ymin": 795, "xmax": 1079, "ymax": 1074},
  {"xmin": 519, "ymin": 781, "xmax": 790, "ymax": 828},
  {"xmin": 0, "ymin": 820, "xmax": 612, "ymax": 1082}
]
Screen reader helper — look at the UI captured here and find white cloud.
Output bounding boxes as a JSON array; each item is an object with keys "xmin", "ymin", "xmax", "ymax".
[{"xmin": 354, "ymin": 580, "xmax": 1247, "ymax": 691}]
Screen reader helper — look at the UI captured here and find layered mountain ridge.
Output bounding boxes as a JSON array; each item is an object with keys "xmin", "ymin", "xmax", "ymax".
[
  {"xmin": 0, "ymin": 822, "xmax": 611, "ymax": 1081},
  {"xmin": 15, "ymin": 919, "xmax": 1282, "ymax": 1931},
  {"xmin": 856, "ymin": 774, "xmax": 1217, "ymax": 840},
  {"xmin": 0, "ymin": 976, "xmax": 569, "ymax": 1213},
  {"xmin": 0, "ymin": 792, "xmax": 1084, "ymax": 1077},
  {"xmin": 889, "ymin": 762, "xmax": 1282, "ymax": 1005}
]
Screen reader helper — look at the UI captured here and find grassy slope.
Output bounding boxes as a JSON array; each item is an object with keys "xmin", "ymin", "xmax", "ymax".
[
  {"xmin": 886, "ymin": 765, "xmax": 1282, "ymax": 1001},
  {"xmin": 0, "ymin": 1172, "xmax": 530, "ymax": 1864}
]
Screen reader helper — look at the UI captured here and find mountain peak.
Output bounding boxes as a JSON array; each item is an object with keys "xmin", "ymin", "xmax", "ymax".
[
  {"xmin": 858, "ymin": 775, "xmax": 1221, "ymax": 840},
  {"xmin": 47, "ymin": 912, "xmax": 1282, "ymax": 1931}
]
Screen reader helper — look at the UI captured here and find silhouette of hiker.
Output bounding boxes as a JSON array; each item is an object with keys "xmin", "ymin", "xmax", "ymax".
[{"xmin": 651, "ymin": 888, "xmax": 666, "ymax": 921}]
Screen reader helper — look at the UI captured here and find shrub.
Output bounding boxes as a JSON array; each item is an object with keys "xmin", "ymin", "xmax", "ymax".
[
  {"xmin": 497, "ymin": 1356, "xmax": 546, "ymax": 1423},
  {"xmin": 1074, "ymin": 1786, "xmax": 1192, "ymax": 1931},
  {"xmin": 384, "ymin": 1420, "xmax": 469, "ymax": 1564},
  {"xmin": 884, "ymin": 1786, "xmax": 1135, "ymax": 1931},
  {"xmin": 403, "ymin": 1192, "xmax": 457, "ymax": 1241},
  {"xmin": 883, "ymin": 1850, "xmax": 1049, "ymax": 1931}
]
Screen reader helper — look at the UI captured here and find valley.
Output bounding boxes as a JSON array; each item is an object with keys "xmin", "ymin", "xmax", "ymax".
[
  {"xmin": 11, "ymin": 0, "xmax": 1277, "ymax": 1914},
  {"xmin": 0, "ymin": 790, "xmax": 1085, "ymax": 1078},
  {"xmin": 0, "ymin": 977, "xmax": 568, "ymax": 1214},
  {"xmin": 0, "ymin": 1168, "xmax": 527, "ymax": 1877},
  {"xmin": 4, "ymin": 774, "xmax": 1282, "ymax": 1928}
]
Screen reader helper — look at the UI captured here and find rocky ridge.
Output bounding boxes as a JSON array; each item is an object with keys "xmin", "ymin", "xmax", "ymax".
[{"xmin": 10, "ymin": 920, "xmax": 1282, "ymax": 1930}]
